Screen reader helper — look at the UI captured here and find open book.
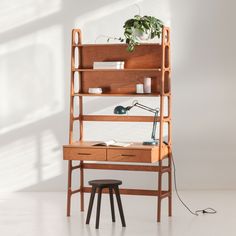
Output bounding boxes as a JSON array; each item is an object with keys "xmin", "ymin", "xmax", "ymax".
[{"xmin": 93, "ymin": 140, "xmax": 131, "ymax": 147}]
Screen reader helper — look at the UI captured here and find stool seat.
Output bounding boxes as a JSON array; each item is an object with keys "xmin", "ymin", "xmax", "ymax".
[
  {"xmin": 86, "ymin": 179, "xmax": 126, "ymax": 229},
  {"xmin": 88, "ymin": 179, "xmax": 122, "ymax": 188}
]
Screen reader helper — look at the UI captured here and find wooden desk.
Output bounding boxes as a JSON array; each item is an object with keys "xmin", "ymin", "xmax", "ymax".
[
  {"xmin": 63, "ymin": 141, "xmax": 169, "ymax": 163},
  {"xmin": 63, "ymin": 141, "xmax": 171, "ymax": 222}
]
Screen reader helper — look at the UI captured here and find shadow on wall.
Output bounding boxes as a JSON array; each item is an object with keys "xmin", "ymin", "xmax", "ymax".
[
  {"xmin": 0, "ymin": 44, "xmax": 55, "ymax": 131},
  {"xmin": 1, "ymin": 0, "xmax": 164, "ymax": 192}
]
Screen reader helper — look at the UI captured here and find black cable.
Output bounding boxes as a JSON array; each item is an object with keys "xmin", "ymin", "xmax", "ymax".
[{"xmin": 171, "ymin": 152, "xmax": 217, "ymax": 216}]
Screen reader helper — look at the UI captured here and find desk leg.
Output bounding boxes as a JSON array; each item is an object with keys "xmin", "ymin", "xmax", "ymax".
[
  {"xmin": 67, "ymin": 160, "xmax": 72, "ymax": 216},
  {"xmin": 80, "ymin": 160, "xmax": 84, "ymax": 212},
  {"xmin": 168, "ymin": 154, "xmax": 172, "ymax": 217},
  {"xmin": 157, "ymin": 160, "xmax": 162, "ymax": 222}
]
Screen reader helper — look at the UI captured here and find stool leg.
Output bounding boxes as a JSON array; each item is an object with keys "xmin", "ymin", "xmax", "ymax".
[
  {"xmin": 114, "ymin": 186, "xmax": 126, "ymax": 227},
  {"xmin": 95, "ymin": 187, "xmax": 102, "ymax": 229},
  {"xmin": 86, "ymin": 186, "xmax": 96, "ymax": 224},
  {"xmin": 109, "ymin": 187, "xmax": 115, "ymax": 222}
]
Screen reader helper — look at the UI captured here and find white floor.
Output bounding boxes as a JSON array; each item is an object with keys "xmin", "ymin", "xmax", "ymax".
[{"xmin": 0, "ymin": 191, "xmax": 235, "ymax": 236}]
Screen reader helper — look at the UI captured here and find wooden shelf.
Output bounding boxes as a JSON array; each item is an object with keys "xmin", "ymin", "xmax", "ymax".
[
  {"xmin": 73, "ymin": 68, "xmax": 161, "ymax": 72},
  {"xmin": 73, "ymin": 115, "xmax": 170, "ymax": 123},
  {"xmin": 82, "ymin": 162, "xmax": 171, "ymax": 173},
  {"xmin": 72, "ymin": 93, "xmax": 170, "ymax": 97},
  {"xmin": 82, "ymin": 187, "xmax": 170, "ymax": 197},
  {"xmin": 72, "ymin": 43, "xmax": 161, "ymax": 47}
]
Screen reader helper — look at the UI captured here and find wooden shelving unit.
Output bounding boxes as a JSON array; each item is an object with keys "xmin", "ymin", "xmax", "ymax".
[{"xmin": 63, "ymin": 27, "xmax": 172, "ymax": 222}]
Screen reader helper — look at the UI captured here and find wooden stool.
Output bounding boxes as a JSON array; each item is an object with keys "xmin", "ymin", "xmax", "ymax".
[{"xmin": 86, "ymin": 179, "xmax": 126, "ymax": 229}]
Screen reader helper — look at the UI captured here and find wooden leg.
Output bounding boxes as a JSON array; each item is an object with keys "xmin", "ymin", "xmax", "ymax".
[
  {"xmin": 168, "ymin": 195, "xmax": 172, "ymax": 217},
  {"xmin": 86, "ymin": 186, "xmax": 97, "ymax": 224},
  {"xmin": 168, "ymin": 155, "xmax": 172, "ymax": 217},
  {"xmin": 109, "ymin": 187, "xmax": 115, "ymax": 222},
  {"xmin": 114, "ymin": 186, "xmax": 126, "ymax": 227},
  {"xmin": 80, "ymin": 161, "xmax": 84, "ymax": 212},
  {"xmin": 96, "ymin": 187, "xmax": 102, "ymax": 229},
  {"xmin": 157, "ymin": 197, "xmax": 162, "ymax": 222},
  {"xmin": 67, "ymin": 160, "xmax": 72, "ymax": 216},
  {"xmin": 157, "ymin": 160, "xmax": 163, "ymax": 222}
]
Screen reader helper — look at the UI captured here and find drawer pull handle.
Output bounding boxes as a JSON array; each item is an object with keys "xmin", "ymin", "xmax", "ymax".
[{"xmin": 78, "ymin": 153, "xmax": 92, "ymax": 155}]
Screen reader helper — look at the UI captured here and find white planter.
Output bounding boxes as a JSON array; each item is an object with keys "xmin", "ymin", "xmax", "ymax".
[{"xmin": 133, "ymin": 29, "xmax": 151, "ymax": 41}]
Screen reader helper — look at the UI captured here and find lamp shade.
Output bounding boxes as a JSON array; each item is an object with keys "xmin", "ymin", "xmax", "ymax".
[{"xmin": 114, "ymin": 106, "xmax": 127, "ymax": 114}]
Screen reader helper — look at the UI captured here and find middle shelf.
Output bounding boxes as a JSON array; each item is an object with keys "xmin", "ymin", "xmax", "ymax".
[
  {"xmin": 72, "ymin": 92, "xmax": 170, "ymax": 97},
  {"xmin": 71, "ymin": 69, "xmax": 170, "ymax": 94}
]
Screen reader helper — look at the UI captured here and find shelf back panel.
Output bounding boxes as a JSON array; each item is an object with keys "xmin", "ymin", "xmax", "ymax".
[
  {"xmin": 81, "ymin": 44, "xmax": 162, "ymax": 69},
  {"xmin": 81, "ymin": 71, "xmax": 166, "ymax": 94}
]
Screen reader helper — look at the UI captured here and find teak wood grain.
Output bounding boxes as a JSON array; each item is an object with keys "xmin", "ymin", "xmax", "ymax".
[
  {"xmin": 81, "ymin": 70, "xmax": 163, "ymax": 94},
  {"xmin": 72, "ymin": 92, "xmax": 168, "ymax": 97},
  {"xmin": 63, "ymin": 142, "xmax": 169, "ymax": 163},
  {"xmin": 78, "ymin": 115, "xmax": 170, "ymax": 123},
  {"xmin": 64, "ymin": 141, "xmax": 166, "ymax": 150},
  {"xmin": 63, "ymin": 147, "xmax": 106, "ymax": 161},
  {"xmin": 82, "ymin": 163, "xmax": 171, "ymax": 172},
  {"xmin": 83, "ymin": 187, "xmax": 170, "ymax": 197},
  {"xmin": 80, "ymin": 44, "xmax": 162, "ymax": 69}
]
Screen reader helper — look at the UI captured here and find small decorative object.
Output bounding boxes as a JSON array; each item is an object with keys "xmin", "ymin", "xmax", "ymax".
[
  {"xmin": 136, "ymin": 84, "xmax": 144, "ymax": 94},
  {"xmin": 144, "ymin": 77, "xmax": 152, "ymax": 93},
  {"xmin": 114, "ymin": 100, "xmax": 159, "ymax": 145},
  {"xmin": 88, "ymin": 88, "xmax": 102, "ymax": 94},
  {"xmin": 123, "ymin": 15, "xmax": 163, "ymax": 52}
]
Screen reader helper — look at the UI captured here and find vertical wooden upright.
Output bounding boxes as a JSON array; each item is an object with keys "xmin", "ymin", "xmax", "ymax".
[
  {"xmin": 166, "ymin": 28, "xmax": 172, "ymax": 218},
  {"xmin": 67, "ymin": 29, "xmax": 84, "ymax": 216},
  {"xmin": 157, "ymin": 27, "xmax": 172, "ymax": 222}
]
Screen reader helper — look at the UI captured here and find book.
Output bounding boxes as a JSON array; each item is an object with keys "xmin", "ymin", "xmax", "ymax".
[
  {"xmin": 93, "ymin": 140, "xmax": 131, "ymax": 147},
  {"xmin": 93, "ymin": 61, "xmax": 125, "ymax": 69}
]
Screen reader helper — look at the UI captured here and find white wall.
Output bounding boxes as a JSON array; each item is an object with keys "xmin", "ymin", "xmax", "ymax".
[
  {"xmin": 171, "ymin": 0, "xmax": 236, "ymax": 189},
  {"xmin": 0, "ymin": 0, "xmax": 235, "ymax": 192}
]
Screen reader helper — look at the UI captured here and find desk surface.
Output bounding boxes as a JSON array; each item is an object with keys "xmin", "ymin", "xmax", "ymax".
[{"xmin": 63, "ymin": 141, "xmax": 161, "ymax": 149}]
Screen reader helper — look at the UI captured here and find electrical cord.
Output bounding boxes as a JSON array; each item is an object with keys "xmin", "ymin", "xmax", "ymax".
[{"xmin": 171, "ymin": 151, "xmax": 217, "ymax": 216}]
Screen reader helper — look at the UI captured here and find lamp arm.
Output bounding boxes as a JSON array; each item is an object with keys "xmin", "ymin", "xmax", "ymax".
[
  {"xmin": 133, "ymin": 103, "xmax": 158, "ymax": 113},
  {"xmin": 121, "ymin": 101, "xmax": 159, "ymax": 144},
  {"xmin": 151, "ymin": 111, "xmax": 159, "ymax": 141},
  {"xmin": 129, "ymin": 102, "xmax": 159, "ymax": 141}
]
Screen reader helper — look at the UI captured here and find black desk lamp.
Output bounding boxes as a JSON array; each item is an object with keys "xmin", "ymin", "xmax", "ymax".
[{"xmin": 114, "ymin": 100, "xmax": 159, "ymax": 145}]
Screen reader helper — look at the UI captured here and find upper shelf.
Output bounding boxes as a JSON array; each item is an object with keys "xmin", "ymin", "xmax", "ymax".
[
  {"xmin": 72, "ymin": 68, "xmax": 162, "ymax": 72},
  {"xmin": 72, "ymin": 43, "xmax": 161, "ymax": 47}
]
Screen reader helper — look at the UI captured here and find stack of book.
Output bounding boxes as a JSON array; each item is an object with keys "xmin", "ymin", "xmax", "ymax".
[
  {"xmin": 93, "ymin": 140, "xmax": 131, "ymax": 147},
  {"xmin": 93, "ymin": 61, "xmax": 125, "ymax": 69}
]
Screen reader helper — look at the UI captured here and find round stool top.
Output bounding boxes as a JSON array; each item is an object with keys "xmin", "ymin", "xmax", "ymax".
[{"xmin": 88, "ymin": 179, "xmax": 122, "ymax": 187}]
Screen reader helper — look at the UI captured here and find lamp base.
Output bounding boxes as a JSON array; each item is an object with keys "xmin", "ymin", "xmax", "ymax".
[{"xmin": 142, "ymin": 140, "xmax": 158, "ymax": 145}]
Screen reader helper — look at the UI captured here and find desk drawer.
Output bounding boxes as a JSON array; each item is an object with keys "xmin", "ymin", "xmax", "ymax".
[
  {"xmin": 107, "ymin": 149, "xmax": 152, "ymax": 163},
  {"xmin": 63, "ymin": 147, "xmax": 106, "ymax": 161}
]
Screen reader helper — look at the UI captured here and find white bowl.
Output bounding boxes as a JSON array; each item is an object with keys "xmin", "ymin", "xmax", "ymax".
[{"xmin": 88, "ymin": 88, "xmax": 103, "ymax": 94}]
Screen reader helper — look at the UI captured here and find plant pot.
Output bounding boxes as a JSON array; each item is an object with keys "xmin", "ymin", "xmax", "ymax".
[{"xmin": 133, "ymin": 29, "xmax": 151, "ymax": 41}]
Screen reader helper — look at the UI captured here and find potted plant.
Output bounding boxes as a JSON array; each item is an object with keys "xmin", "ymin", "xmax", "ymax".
[{"xmin": 123, "ymin": 15, "xmax": 164, "ymax": 52}]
